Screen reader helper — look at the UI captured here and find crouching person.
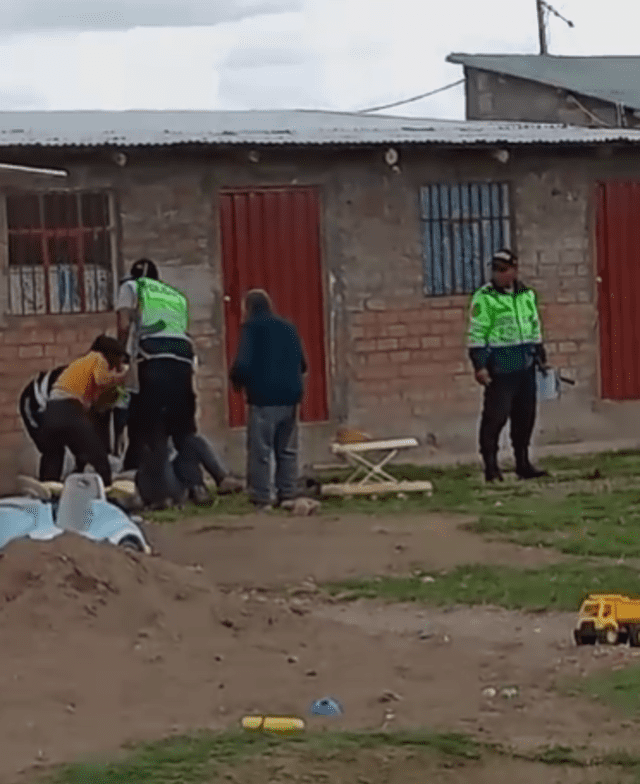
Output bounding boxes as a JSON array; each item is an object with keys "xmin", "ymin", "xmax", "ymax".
[
  {"xmin": 19, "ymin": 364, "xmax": 116, "ymax": 477},
  {"xmin": 39, "ymin": 335, "xmax": 129, "ymax": 488},
  {"xmin": 135, "ymin": 432, "xmax": 243, "ymax": 509}
]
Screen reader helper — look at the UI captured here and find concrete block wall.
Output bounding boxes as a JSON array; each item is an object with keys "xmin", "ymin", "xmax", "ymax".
[
  {"xmin": 464, "ymin": 68, "xmax": 639, "ymax": 128},
  {"xmin": 117, "ymin": 173, "xmax": 228, "ymax": 444}
]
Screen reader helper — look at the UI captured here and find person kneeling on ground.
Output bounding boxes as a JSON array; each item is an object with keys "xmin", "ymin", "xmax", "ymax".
[
  {"xmin": 38, "ymin": 336, "xmax": 130, "ymax": 488},
  {"xmin": 135, "ymin": 431, "xmax": 243, "ymax": 509}
]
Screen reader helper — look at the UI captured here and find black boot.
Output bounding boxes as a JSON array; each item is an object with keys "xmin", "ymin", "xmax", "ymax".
[
  {"xmin": 482, "ymin": 452, "xmax": 504, "ymax": 483},
  {"xmin": 515, "ymin": 447, "xmax": 548, "ymax": 480}
]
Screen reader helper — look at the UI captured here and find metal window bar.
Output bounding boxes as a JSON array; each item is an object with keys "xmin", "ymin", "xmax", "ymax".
[
  {"xmin": 421, "ymin": 182, "xmax": 512, "ymax": 296},
  {"xmin": 6, "ymin": 192, "xmax": 114, "ymax": 315}
]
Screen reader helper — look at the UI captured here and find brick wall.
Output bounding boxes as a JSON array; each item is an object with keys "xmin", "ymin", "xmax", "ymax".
[
  {"xmin": 348, "ymin": 296, "xmax": 475, "ymax": 435},
  {"xmin": 516, "ymin": 168, "xmax": 596, "ymax": 392},
  {"xmin": 0, "ymin": 313, "xmax": 228, "ymax": 488},
  {"xmin": 0, "ymin": 313, "xmax": 116, "ymax": 490},
  {"xmin": 1, "ymin": 145, "xmax": 639, "ymax": 469}
]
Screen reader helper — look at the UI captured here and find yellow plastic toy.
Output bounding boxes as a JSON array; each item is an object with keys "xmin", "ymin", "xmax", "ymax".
[
  {"xmin": 241, "ymin": 716, "xmax": 305, "ymax": 733},
  {"xmin": 574, "ymin": 593, "xmax": 640, "ymax": 646}
]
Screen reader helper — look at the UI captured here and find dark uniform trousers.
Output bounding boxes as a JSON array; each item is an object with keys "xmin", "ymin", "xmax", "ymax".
[{"xmin": 479, "ymin": 366, "xmax": 537, "ymax": 463}]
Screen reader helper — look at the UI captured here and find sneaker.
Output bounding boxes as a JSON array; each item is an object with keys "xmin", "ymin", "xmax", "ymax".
[{"xmin": 217, "ymin": 475, "xmax": 244, "ymax": 495}]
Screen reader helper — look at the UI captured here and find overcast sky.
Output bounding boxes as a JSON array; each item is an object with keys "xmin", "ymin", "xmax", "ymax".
[{"xmin": 0, "ymin": 0, "xmax": 638, "ymax": 117}]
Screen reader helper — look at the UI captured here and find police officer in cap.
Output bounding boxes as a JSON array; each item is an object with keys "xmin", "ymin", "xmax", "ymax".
[
  {"xmin": 116, "ymin": 258, "xmax": 242, "ymax": 502},
  {"xmin": 467, "ymin": 249, "xmax": 550, "ymax": 482}
]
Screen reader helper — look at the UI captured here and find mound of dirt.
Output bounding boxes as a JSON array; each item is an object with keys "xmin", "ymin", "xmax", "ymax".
[{"xmin": 0, "ymin": 533, "xmax": 247, "ymax": 646}]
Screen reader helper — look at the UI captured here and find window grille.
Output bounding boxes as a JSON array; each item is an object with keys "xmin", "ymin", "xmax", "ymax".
[
  {"xmin": 6, "ymin": 191, "xmax": 115, "ymax": 315},
  {"xmin": 420, "ymin": 182, "xmax": 512, "ymax": 296}
]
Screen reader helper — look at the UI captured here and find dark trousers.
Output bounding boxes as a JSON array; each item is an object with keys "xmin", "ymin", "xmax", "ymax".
[
  {"xmin": 21, "ymin": 400, "xmax": 111, "ymax": 477},
  {"xmin": 172, "ymin": 433, "xmax": 228, "ymax": 489},
  {"xmin": 136, "ymin": 433, "xmax": 228, "ymax": 506},
  {"xmin": 247, "ymin": 404, "xmax": 299, "ymax": 505},
  {"xmin": 92, "ymin": 409, "xmax": 112, "ymax": 455},
  {"xmin": 39, "ymin": 399, "xmax": 112, "ymax": 486},
  {"xmin": 135, "ymin": 435, "xmax": 186, "ymax": 507},
  {"xmin": 124, "ymin": 358, "xmax": 197, "ymax": 471},
  {"xmin": 133, "ymin": 358, "xmax": 199, "ymax": 500},
  {"xmin": 479, "ymin": 368, "xmax": 537, "ymax": 462}
]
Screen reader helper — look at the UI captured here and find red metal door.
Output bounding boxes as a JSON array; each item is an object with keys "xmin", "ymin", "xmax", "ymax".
[
  {"xmin": 220, "ymin": 186, "xmax": 329, "ymax": 427},
  {"xmin": 596, "ymin": 182, "xmax": 640, "ymax": 399}
]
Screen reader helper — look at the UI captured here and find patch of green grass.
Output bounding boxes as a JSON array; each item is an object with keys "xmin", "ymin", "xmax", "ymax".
[
  {"xmin": 529, "ymin": 744, "xmax": 584, "ymax": 766},
  {"xmin": 322, "ymin": 561, "xmax": 640, "ymax": 611},
  {"xmin": 144, "ymin": 451, "xmax": 640, "ymax": 557},
  {"xmin": 470, "ymin": 488, "xmax": 640, "ymax": 558},
  {"xmin": 542, "ymin": 449, "xmax": 640, "ymax": 479},
  {"xmin": 37, "ymin": 727, "xmax": 640, "ymax": 784},
  {"xmin": 567, "ymin": 665, "xmax": 640, "ymax": 717},
  {"xmin": 600, "ymin": 749, "xmax": 640, "ymax": 769},
  {"xmin": 43, "ymin": 729, "xmax": 481, "ymax": 784}
]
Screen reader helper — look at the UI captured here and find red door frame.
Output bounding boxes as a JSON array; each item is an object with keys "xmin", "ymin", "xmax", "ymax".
[
  {"xmin": 219, "ymin": 185, "xmax": 330, "ymax": 428},
  {"xmin": 595, "ymin": 181, "xmax": 640, "ymax": 400}
]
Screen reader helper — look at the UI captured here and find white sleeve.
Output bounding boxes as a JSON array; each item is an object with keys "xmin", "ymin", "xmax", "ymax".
[{"xmin": 116, "ymin": 280, "xmax": 138, "ymax": 311}]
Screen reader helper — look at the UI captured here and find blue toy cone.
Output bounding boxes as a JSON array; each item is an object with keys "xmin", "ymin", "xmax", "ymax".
[{"xmin": 310, "ymin": 697, "xmax": 343, "ymax": 717}]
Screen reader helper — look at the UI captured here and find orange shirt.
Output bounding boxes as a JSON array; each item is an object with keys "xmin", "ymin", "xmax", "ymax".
[{"xmin": 52, "ymin": 351, "xmax": 127, "ymax": 409}]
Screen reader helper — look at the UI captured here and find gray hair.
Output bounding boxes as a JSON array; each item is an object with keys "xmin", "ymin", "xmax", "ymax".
[{"xmin": 244, "ymin": 289, "xmax": 273, "ymax": 316}]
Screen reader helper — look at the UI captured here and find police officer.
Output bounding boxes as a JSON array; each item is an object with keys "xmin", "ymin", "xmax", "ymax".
[
  {"xmin": 467, "ymin": 249, "xmax": 549, "ymax": 482},
  {"xmin": 116, "ymin": 258, "xmax": 242, "ymax": 502},
  {"xmin": 116, "ymin": 258, "xmax": 197, "ymax": 469}
]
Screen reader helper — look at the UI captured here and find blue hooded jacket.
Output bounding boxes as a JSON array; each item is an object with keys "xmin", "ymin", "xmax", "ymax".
[{"xmin": 230, "ymin": 309, "xmax": 307, "ymax": 406}]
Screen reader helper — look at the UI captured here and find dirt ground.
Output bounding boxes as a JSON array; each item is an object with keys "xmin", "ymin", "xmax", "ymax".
[{"xmin": 1, "ymin": 511, "xmax": 639, "ymax": 783}]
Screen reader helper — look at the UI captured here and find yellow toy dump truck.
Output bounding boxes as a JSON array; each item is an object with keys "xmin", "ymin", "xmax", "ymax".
[{"xmin": 574, "ymin": 593, "xmax": 640, "ymax": 646}]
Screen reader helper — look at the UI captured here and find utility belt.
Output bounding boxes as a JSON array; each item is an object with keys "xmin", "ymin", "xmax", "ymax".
[
  {"xmin": 486, "ymin": 343, "xmax": 538, "ymax": 376},
  {"xmin": 137, "ymin": 335, "xmax": 195, "ymax": 366}
]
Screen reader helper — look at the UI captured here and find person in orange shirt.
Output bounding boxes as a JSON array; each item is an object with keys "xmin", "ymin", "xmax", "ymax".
[{"xmin": 38, "ymin": 335, "xmax": 129, "ymax": 487}]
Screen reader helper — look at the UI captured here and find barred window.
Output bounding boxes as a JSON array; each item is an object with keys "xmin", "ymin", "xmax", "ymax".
[
  {"xmin": 6, "ymin": 191, "xmax": 116, "ymax": 315},
  {"xmin": 421, "ymin": 182, "xmax": 512, "ymax": 296}
]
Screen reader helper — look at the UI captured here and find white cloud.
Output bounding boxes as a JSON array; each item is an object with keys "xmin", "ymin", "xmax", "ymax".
[
  {"xmin": 0, "ymin": 0, "xmax": 638, "ymax": 116},
  {"xmin": 0, "ymin": 0, "xmax": 301, "ymax": 32}
]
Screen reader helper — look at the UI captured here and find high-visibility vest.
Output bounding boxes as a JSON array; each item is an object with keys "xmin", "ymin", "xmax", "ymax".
[
  {"xmin": 468, "ymin": 282, "xmax": 542, "ymax": 349},
  {"xmin": 136, "ymin": 277, "xmax": 188, "ymax": 337}
]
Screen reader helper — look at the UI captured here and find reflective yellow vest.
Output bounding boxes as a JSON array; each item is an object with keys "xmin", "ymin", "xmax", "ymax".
[
  {"xmin": 136, "ymin": 277, "xmax": 188, "ymax": 338},
  {"xmin": 467, "ymin": 281, "xmax": 544, "ymax": 374}
]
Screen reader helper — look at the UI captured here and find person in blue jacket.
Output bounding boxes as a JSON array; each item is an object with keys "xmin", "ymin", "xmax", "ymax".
[{"xmin": 229, "ymin": 289, "xmax": 307, "ymax": 510}]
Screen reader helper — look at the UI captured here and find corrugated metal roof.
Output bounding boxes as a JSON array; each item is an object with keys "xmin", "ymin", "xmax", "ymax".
[
  {"xmin": 1, "ymin": 109, "xmax": 640, "ymax": 148},
  {"xmin": 447, "ymin": 54, "xmax": 640, "ymax": 111}
]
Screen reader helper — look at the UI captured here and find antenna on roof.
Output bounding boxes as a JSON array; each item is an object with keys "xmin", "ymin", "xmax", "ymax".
[{"xmin": 536, "ymin": 0, "xmax": 575, "ymax": 55}]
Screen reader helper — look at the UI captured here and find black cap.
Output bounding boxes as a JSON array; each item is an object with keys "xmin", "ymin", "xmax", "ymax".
[
  {"xmin": 130, "ymin": 258, "xmax": 159, "ymax": 280},
  {"xmin": 491, "ymin": 249, "xmax": 517, "ymax": 266}
]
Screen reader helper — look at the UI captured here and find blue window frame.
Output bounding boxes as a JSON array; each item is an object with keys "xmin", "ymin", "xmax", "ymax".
[{"xmin": 420, "ymin": 182, "xmax": 512, "ymax": 296}]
